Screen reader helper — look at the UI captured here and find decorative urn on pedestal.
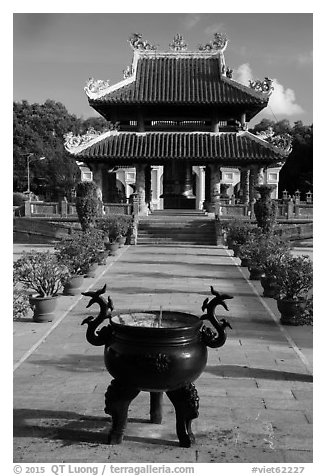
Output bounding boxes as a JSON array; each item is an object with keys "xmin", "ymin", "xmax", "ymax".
[{"xmin": 81, "ymin": 285, "xmax": 232, "ymax": 447}]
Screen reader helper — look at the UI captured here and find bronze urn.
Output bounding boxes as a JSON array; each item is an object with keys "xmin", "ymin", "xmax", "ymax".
[{"xmin": 81, "ymin": 285, "xmax": 232, "ymax": 447}]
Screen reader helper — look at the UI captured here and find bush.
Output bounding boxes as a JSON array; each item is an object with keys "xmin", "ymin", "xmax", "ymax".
[
  {"xmin": 238, "ymin": 232, "xmax": 288, "ymax": 267},
  {"xmin": 274, "ymin": 254, "xmax": 313, "ymax": 301},
  {"xmin": 225, "ymin": 220, "xmax": 254, "ymax": 246},
  {"xmin": 13, "ymin": 251, "xmax": 69, "ymax": 297},
  {"xmin": 13, "ymin": 287, "xmax": 30, "ymax": 320},
  {"xmin": 76, "ymin": 181, "xmax": 102, "ymax": 231},
  {"xmin": 55, "ymin": 229, "xmax": 104, "ymax": 276},
  {"xmin": 96, "ymin": 215, "xmax": 133, "ymax": 242}
]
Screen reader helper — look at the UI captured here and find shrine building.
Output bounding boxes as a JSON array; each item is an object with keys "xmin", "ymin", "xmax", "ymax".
[{"xmin": 65, "ymin": 33, "xmax": 292, "ymax": 215}]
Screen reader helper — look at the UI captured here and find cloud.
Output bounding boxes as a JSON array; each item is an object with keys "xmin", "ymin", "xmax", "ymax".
[
  {"xmin": 182, "ymin": 14, "xmax": 201, "ymax": 30},
  {"xmin": 268, "ymin": 80, "xmax": 304, "ymax": 115},
  {"xmin": 204, "ymin": 23, "xmax": 224, "ymax": 36},
  {"xmin": 296, "ymin": 51, "xmax": 313, "ymax": 66},
  {"xmin": 234, "ymin": 63, "xmax": 304, "ymax": 116},
  {"xmin": 234, "ymin": 63, "xmax": 253, "ymax": 86}
]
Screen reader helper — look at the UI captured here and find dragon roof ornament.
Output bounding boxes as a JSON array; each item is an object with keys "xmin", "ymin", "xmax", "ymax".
[
  {"xmin": 249, "ymin": 77, "xmax": 274, "ymax": 95},
  {"xmin": 129, "ymin": 33, "xmax": 157, "ymax": 51},
  {"xmin": 198, "ymin": 33, "xmax": 228, "ymax": 52},
  {"xmin": 123, "ymin": 65, "xmax": 134, "ymax": 79},
  {"xmin": 169, "ymin": 34, "xmax": 188, "ymax": 51},
  {"xmin": 84, "ymin": 78, "xmax": 111, "ymax": 99},
  {"xmin": 64, "ymin": 124, "xmax": 120, "ymax": 154},
  {"xmin": 256, "ymin": 127, "xmax": 292, "ymax": 155}
]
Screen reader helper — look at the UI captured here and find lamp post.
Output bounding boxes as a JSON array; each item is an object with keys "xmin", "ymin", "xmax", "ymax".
[{"xmin": 22, "ymin": 153, "xmax": 46, "ymax": 200}]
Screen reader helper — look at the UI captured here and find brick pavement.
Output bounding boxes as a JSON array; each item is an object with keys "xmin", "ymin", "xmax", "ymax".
[{"xmin": 13, "ymin": 245, "xmax": 313, "ymax": 463}]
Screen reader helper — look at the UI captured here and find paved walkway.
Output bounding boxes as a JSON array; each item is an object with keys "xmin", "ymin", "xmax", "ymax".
[{"xmin": 13, "ymin": 245, "xmax": 313, "ymax": 463}]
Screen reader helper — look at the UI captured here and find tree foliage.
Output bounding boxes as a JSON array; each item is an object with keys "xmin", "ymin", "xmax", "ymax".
[
  {"xmin": 250, "ymin": 119, "xmax": 313, "ymax": 196},
  {"xmin": 13, "ymin": 99, "xmax": 84, "ymax": 200}
]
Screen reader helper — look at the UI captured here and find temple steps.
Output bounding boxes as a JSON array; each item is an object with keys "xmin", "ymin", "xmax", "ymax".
[{"xmin": 137, "ymin": 210, "xmax": 216, "ymax": 245}]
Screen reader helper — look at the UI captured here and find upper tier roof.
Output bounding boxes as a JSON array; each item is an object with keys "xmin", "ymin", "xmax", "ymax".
[
  {"xmin": 88, "ymin": 55, "xmax": 269, "ymax": 107},
  {"xmin": 84, "ymin": 34, "xmax": 273, "ymax": 113}
]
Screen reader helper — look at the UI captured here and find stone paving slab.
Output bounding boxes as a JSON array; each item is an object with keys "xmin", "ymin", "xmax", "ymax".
[{"xmin": 13, "ymin": 245, "xmax": 313, "ymax": 463}]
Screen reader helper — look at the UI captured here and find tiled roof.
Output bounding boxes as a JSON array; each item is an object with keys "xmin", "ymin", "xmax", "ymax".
[
  {"xmin": 74, "ymin": 132, "xmax": 283, "ymax": 163},
  {"xmin": 89, "ymin": 56, "xmax": 268, "ymax": 106}
]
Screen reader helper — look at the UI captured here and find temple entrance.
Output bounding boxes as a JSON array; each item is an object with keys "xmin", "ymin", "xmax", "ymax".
[{"xmin": 161, "ymin": 163, "xmax": 196, "ymax": 209}]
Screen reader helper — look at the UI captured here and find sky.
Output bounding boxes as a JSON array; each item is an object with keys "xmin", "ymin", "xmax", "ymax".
[{"xmin": 13, "ymin": 12, "xmax": 313, "ymax": 126}]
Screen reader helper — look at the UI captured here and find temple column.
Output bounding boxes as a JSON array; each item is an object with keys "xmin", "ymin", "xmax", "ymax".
[
  {"xmin": 135, "ymin": 163, "xmax": 148, "ymax": 215},
  {"xmin": 240, "ymin": 167, "xmax": 250, "ymax": 204},
  {"xmin": 208, "ymin": 164, "xmax": 222, "ymax": 214},
  {"xmin": 257, "ymin": 166, "xmax": 265, "ymax": 185},
  {"xmin": 91, "ymin": 164, "xmax": 104, "ymax": 195},
  {"xmin": 249, "ymin": 165, "xmax": 259, "ymax": 204},
  {"xmin": 196, "ymin": 166, "xmax": 206, "ymax": 210}
]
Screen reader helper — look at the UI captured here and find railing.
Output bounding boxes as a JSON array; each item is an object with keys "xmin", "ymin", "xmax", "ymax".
[
  {"xmin": 103, "ymin": 202, "xmax": 133, "ymax": 215},
  {"xmin": 17, "ymin": 199, "xmax": 136, "ymax": 218},
  {"xmin": 216, "ymin": 200, "xmax": 313, "ymax": 220}
]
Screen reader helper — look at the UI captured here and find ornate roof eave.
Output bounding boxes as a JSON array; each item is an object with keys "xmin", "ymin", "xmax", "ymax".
[
  {"xmin": 222, "ymin": 76, "xmax": 271, "ymax": 103},
  {"xmin": 240, "ymin": 131, "xmax": 292, "ymax": 157},
  {"xmin": 64, "ymin": 127, "xmax": 120, "ymax": 155},
  {"xmin": 64, "ymin": 130, "xmax": 292, "ymax": 163},
  {"xmin": 84, "ymin": 52, "xmax": 140, "ymax": 101}
]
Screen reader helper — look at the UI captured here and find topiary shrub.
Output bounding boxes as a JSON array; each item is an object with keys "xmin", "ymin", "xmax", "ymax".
[
  {"xmin": 254, "ymin": 184, "xmax": 277, "ymax": 233},
  {"xmin": 76, "ymin": 181, "xmax": 102, "ymax": 231}
]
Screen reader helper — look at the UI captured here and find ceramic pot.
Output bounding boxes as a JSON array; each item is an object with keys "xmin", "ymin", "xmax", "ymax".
[
  {"xmin": 248, "ymin": 264, "xmax": 264, "ymax": 280},
  {"xmin": 117, "ymin": 236, "xmax": 126, "ymax": 248},
  {"xmin": 63, "ymin": 275, "xmax": 84, "ymax": 296},
  {"xmin": 29, "ymin": 295, "xmax": 58, "ymax": 322},
  {"xmin": 260, "ymin": 275, "xmax": 280, "ymax": 298},
  {"xmin": 97, "ymin": 250, "xmax": 108, "ymax": 265},
  {"xmin": 108, "ymin": 242, "xmax": 119, "ymax": 256},
  {"xmin": 85, "ymin": 262, "xmax": 98, "ymax": 278},
  {"xmin": 277, "ymin": 298, "xmax": 307, "ymax": 325},
  {"xmin": 240, "ymin": 257, "xmax": 250, "ymax": 267}
]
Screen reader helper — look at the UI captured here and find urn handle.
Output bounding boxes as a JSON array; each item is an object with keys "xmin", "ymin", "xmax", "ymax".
[
  {"xmin": 81, "ymin": 284, "xmax": 114, "ymax": 346},
  {"xmin": 200, "ymin": 286, "xmax": 233, "ymax": 348}
]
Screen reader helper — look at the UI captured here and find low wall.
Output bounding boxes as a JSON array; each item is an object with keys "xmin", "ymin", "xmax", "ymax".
[{"xmin": 13, "ymin": 217, "xmax": 80, "ymax": 243}]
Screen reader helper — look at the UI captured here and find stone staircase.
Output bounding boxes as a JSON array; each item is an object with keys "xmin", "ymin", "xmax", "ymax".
[{"xmin": 137, "ymin": 210, "xmax": 216, "ymax": 245}]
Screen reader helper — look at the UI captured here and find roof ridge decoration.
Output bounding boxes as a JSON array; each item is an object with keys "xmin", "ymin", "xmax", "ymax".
[
  {"xmin": 84, "ymin": 78, "xmax": 111, "ymax": 99},
  {"xmin": 169, "ymin": 34, "xmax": 188, "ymax": 51},
  {"xmin": 64, "ymin": 123, "xmax": 120, "ymax": 155},
  {"xmin": 243, "ymin": 129, "xmax": 292, "ymax": 156},
  {"xmin": 249, "ymin": 77, "xmax": 274, "ymax": 95},
  {"xmin": 129, "ymin": 33, "xmax": 158, "ymax": 51},
  {"xmin": 198, "ymin": 33, "xmax": 228, "ymax": 52}
]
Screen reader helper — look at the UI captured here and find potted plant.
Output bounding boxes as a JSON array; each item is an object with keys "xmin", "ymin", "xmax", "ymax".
[
  {"xmin": 13, "ymin": 285, "xmax": 30, "ymax": 320},
  {"xmin": 55, "ymin": 234, "xmax": 89, "ymax": 295},
  {"xmin": 115, "ymin": 215, "xmax": 133, "ymax": 247},
  {"xmin": 225, "ymin": 220, "xmax": 253, "ymax": 258},
  {"xmin": 274, "ymin": 255, "xmax": 313, "ymax": 325},
  {"xmin": 13, "ymin": 251, "xmax": 69, "ymax": 322},
  {"xmin": 260, "ymin": 239, "xmax": 291, "ymax": 297},
  {"xmin": 238, "ymin": 230, "xmax": 267, "ymax": 279},
  {"xmin": 97, "ymin": 216, "xmax": 131, "ymax": 255}
]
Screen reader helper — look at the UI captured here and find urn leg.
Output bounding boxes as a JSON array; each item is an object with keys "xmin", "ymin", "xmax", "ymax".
[
  {"xmin": 166, "ymin": 383, "xmax": 199, "ymax": 448},
  {"xmin": 150, "ymin": 392, "xmax": 163, "ymax": 424},
  {"xmin": 104, "ymin": 379, "xmax": 140, "ymax": 444}
]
